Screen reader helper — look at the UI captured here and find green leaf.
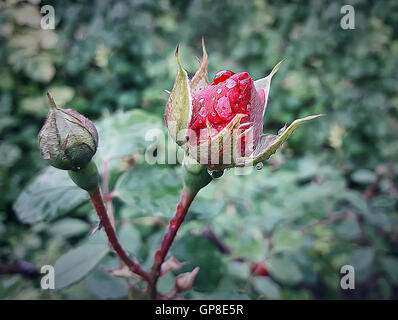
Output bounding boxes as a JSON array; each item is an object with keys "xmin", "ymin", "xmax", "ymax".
[
  {"xmin": 96, "ymin": 109, "xmax": 163, "ymax": 161},
  {"xmin": 252, "ymin": 276, "xmax": 281, "ymax": 299},
  {"xmin": 272, "ymin": 230, "xmax": 303, "ymax": 253},
  {"xmin": 49, "ymin": 218, "xmax": 89, "ymax": 238},
  {"xmin": 204, "ymin": 292, "xmax": 251, "ymax": 300},
  {"xmin": 85, "ymin": 268, "xmax": 127, "ymax": 299},
  {"xmin": 25, "ymin": 56, "xmax": 55, "ymax": 83},
  {"xmin": 157, "ymin": 271, "xmax": 175, "ymax": 295},
  {"xmin": 0, "ymin": 276, "xmax": 24, "ymax": 300},
  {"xmin": 380, "ymin": 256, "xmax": 398, "ymax": 285},
  {"xmin": 118, "ymin": 223, "xmax": 141, "ymax": 255},
  {"xmin": 268, "ymin": 256, "xmax": 303, "ymax": 284},
  {"xmin": 351, "ymin": 169, "xmax": 376, "ymax": 184},
  {"xmin": 335, "ymin": 219, "xmax": 361, "ymax": 240},
  {"xmin": 48, "ymin": 86, "xmax": 75, "ymax": 106},
  {"xmin": 227, "ymin": 261, "xmax": 251, "ymax": 280},
  {"xmin": 115, "ymin": 164, "xmax": 181, "ymax": 218},
  {"xmin": 54, "ymin": 242, "xmax": 109, "ymax": 290},
  {"xmin": 172, "ymin": 235, "xmax": 225, "ymax": 292},
  {"xmin": 189, "ymin": 182, "xmax": 226, "ymax": 220},
  {"xmin": 13, "ymin": 167, "xmax": 87, "ymax": 224},
  {"xmin": 342, "ymin": 191, "xmax": 370, "ymax": 215},
  {"xmin": 349, "ymin": 247, "xmax": 374, "ymax": 271}
]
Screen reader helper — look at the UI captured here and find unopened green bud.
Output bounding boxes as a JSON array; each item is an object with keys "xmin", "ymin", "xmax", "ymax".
[{"xmin": 38, "ymin": 92, "xmax": 98, "ymax": 171}]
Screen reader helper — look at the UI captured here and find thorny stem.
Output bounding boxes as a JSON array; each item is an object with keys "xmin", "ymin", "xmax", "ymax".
[
  {"xmin": 148, "ymin": 188, "xmax": 197, "ymax": 299},
  {"xmin": 89, "ymin": 186, "xmax": 151, "ymax": 282},
  {"xmin": 102, "ymin": 160, "xmax": 134, "ymax": 296}
]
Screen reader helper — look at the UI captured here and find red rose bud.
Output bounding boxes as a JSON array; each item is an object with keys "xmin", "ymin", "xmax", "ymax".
[
  {"xmin": 175, "ymin": 266, "xmax": 200, "ymax": 292},
  {"xmin": 38, "ymin": 92, "xmax": 98, "ymax": 171},
  {"xmin": 188, "ymin": 70, "xmax": 265, "ymax": 158},
  {"xmin": 165, "ymin": 39, "xmax": 323, "ymax": 170}
]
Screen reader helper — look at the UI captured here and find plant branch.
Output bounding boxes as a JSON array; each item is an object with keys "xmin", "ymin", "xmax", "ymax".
[
  {"xmin": 200, "ymin": 224, "xmax": 231, "ymax": 255},
  {"xmin": 0, "ymin": 261, "xmax": 40, "ymax": 279},
  {"xmin": 148, "ymin": 187, "xmax": 197, "ymax": 298},
  {"xmin": 102, "ymin": 160, "xmax": 135, "ymax": 297},
  {"xmin": 89, "ymin": 186, "xmax": 151, "ymax": 282},
  {"xmin": 102, "ymin": 160, "xmax": 115, "ymax": 230}
]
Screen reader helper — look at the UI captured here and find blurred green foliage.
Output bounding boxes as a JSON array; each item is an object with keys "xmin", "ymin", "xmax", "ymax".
[{"xmin": 1, "ymin": 0, "xmax": 398, "ymax": 299}]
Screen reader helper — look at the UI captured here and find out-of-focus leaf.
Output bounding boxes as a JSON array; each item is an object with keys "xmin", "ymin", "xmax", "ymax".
[
  {"xmin": 25, "ymin": 56, "xmax": 55, "ymax": 83},
  {"xmin": 118, "ymin": 223, "xmax": 141, "ymax": 255},
  {"xmin": 349, "ymin": 248, "xmax": 374, "ymax": 271},
  {"xmin": 252, "ymin": 276, "xmax": 281, "ymax": 299},
  {"xmin": 96, "ymin": 109, "xmax": 163, "ymax": 161},
  {"xmin": 272, "ymin": 230, "xmax": 303, "ymax": 253},
  {"xmin": 349, "ymin": 247, "xmax": 375, "ymax": 282},
  {"xmin": 227, "ymin": 261, "xmax": 250, "ymax": 280},
  {"xmin": 47, "ymin": 86, "xmax": 75, "ymax": 106},
  {"xmin": 85, "ymin": 268, "xmax": 127, "ymax": 299},
  {"xmin": 351, "ymin": 169, "xmax": 376, "ymax": 185},
  {"xmin": 335, "ymin": 219, "xmax": 361, "ymax": 240},
  {"xmin": 189, "ymin": 182, "xmax": 225, "ymax": 220},
  {"xmin": 0, "ymin": 276, "xmax": 24, "ymax": 300},
  {"xmin": 49, "ymin": 218, "xmax": 89, "ymax": 238},
  {"xmin": 342, "ymin": 191, "xmax": 370, "ymax": 215},
  {"xmin": 380, "ymin": 256, "xmax": 398, "ymax": 285},
  {"xmin": 13, "ymin": 167, "xmax": 87, "ymax": 224},
  {"xmin": 54, "ymin": 242, "xmax": 109, "ymax": 290},
  {"xmin": 172, "ymin": 235, "xmax": 225, "ymax": 292},
  {"xmin": 203, "ymin": 292, "xmax": 251, "ymax": 300},
  {"xmin": 157, "ymin": 271, "xmax": 175, "ymax": 295},
  {"xmin": 115, "ymin": 164, "xmax": 181, "ymax": 218},
  {"xmin": 267, "ymin": 256, "xmax": 303, "ymax": 284}
]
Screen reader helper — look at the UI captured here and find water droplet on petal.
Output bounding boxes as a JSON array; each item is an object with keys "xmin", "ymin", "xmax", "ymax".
[
  {"xmin": 213, "ymin": 70, "xmax": 235, "ymax": 84},
  {"xmin": 199, "ymin": 98, "xmax": 204, "ymax": 103},
  {"xmin": 255, "ymin": 162, "xmax": 264, "ymax": 170},
  {"xmin": 207, "ymin": 168, "xmax": 224, "ymax": 178},
  {"xmin": 199, "ymin": 107, "xmax": 207, "ymax": 117},
  {"xmin": 215, "ymin": 97, "xmax": 232, "ymax": 120},
  {"xmin": 225, "ymin": 78, "xmax": 237, "ymax": 89},
  {"xmin": 217, "ymin": 89, "xmax": 222, "ymax": 94}
]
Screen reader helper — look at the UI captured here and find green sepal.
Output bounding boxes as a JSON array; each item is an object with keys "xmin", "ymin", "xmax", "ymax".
[
  {"xmin": 68, "ymin": 160, "xmax": 100, "ymax": 193},
  {"xmin": 182, "ymin": 155, "xmax": 212, "ymax": 195}
]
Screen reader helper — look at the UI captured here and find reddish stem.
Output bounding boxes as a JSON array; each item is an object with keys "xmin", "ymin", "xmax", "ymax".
[
  {"xmin": 102, "ymin": 160, "xmax": 115, "ymax": 229},
  {"xmin": 89, "ymin": 186, "xmax": 151, "ymax": 282},
  {"xmin": 149, "ymin": 188, "xmax": 197, "ymax": 298}
]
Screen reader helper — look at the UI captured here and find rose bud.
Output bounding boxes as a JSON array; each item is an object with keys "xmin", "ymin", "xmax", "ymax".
[
  {"xmin": 165, "ymin": 39, "xmax": 323, "ymax": 170},
  {"xmin": 38, "ymin": 92, "xmax": 99, "ymax": 171}
]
